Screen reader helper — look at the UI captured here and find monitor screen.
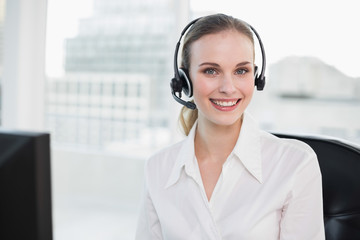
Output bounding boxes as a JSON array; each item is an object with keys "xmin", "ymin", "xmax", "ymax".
[{"xmin": 0, "ymin": 130, "xmax": 53, "ymax": 240}]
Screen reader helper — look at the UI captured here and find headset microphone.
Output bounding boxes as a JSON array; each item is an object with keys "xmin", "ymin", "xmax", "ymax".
[{"xmin": 171, "ymin": 89, "xmax": 197, "ymax": 110}]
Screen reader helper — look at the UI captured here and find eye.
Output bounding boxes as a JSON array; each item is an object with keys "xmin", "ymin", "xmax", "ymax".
[
  {"xmin": 235, "ymin": 68, "xmax": 248, "ymax": 75},
  {"xmin": 203, "ymin": 68, "xmax": 217, "ymax": 75}
]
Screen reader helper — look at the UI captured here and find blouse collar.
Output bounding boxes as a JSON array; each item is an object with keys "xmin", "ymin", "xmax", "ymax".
[{"xmin": 165, "ymin": 111, "xmax": 263, "ymax": 189}]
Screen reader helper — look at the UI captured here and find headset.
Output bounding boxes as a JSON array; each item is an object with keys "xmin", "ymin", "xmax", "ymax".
[{"xmin": 170, "ymin": 17, "xmax": 266, "ymax": 110}]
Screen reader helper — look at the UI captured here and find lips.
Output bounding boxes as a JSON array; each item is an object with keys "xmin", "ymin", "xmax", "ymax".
[
  {"xmin": 211, "ymin": 99, "xmax": 238, "ymax": 107},
  {"xmin": 210, "ymin": 98, "xmax": 241, "ymax": 111}
]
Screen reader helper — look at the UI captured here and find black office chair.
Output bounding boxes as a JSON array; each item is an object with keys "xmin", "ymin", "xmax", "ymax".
[{"xmin": 275, "ymin": 133, "xmax": 360, "ymax": 240}]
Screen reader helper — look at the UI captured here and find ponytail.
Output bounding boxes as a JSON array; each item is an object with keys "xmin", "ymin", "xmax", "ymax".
[{"xmin": 179, "ymin": 103, "xmax": 198, "ymax": 136}]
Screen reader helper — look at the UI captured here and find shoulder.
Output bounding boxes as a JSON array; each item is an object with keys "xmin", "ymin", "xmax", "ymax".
[
  {"xmin": 144, "ymin": 139, "xmax": 185, "ymax": 177},
  {"xmin": 261, "ymin": 130, "xmax": 316, "ymax": 158},
  {"xmin": 143, "ymin": 138, "xmax": 189, "ymax": 193},
  {"xmin": 243, "ymin": 112, "xmax": 315, "ymax": 160},
  {"xmin": 258, "ymin": 131, "xmax": 322, "ymax": 191},
  {"xmin": 259, "ymin": 130, "xmax": 319, "ymax": 174}
]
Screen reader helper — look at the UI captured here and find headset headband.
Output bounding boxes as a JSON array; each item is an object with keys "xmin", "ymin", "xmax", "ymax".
[{"xmin": 173, "ymin": 18, "xmax": 201, "ymax": 82}]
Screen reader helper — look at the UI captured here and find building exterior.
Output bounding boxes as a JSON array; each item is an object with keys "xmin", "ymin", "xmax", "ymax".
[
  {"xmin": 46, "ymin": 0, "xmax": 182, "ymax": 150},
  {"xmin": 47, "ymin": 73, "xmax": 151, "ymax": 149},
  {"xmin": 249, "ymin": 56, "xmax": 360, "ymax": 144},
  {"xmin": 64, "ymin": 0, "xmax": 176, "ymax": 127}
]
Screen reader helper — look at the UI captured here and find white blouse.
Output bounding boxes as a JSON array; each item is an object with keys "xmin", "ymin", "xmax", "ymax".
[{"xmin": 136, "ymin": 112, "xmax": 325, "ymax": 240}]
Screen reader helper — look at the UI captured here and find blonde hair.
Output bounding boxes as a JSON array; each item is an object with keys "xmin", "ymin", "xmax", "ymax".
[
  {"xmin": 179, "ymin": 102, "xmax": 198, "ymax": 136},
  {"xmin": 178, "ymin": 14, "xmax": 254, "ymax": 136}
]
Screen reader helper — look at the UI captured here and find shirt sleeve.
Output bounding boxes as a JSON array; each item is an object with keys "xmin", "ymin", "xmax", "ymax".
[
  {"xmin": 135, "ymin": 168, "xmax": 163, "ymax": 239},
  {"xmin": 279, "ymin": 151, "xmax": 326, "ymax": 240}
]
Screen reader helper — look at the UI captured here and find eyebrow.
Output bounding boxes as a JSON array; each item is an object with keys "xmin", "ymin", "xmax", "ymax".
[{"xmin": 198, "ymin": 61, "xmax": 252, "ymax": 67}]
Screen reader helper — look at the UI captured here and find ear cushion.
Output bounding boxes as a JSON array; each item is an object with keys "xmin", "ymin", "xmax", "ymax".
[
  {"xmin": 256, "ymin": 76, "xmax": 266, "ymax": 90},
  {"xmin": 178, "ymin": 68, "xmax": 193, "ymax": 97},
  {"xmin": 170, "ymin": 77, "xmax": 182, "ymax": 93},
  {"xmin": 254, "ymin": 65, "xmax": 265, "ymax": 90}
]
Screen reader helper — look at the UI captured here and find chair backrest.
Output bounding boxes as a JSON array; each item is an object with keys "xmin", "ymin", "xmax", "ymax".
[{"xmin": 275, "ymin": 133, "xmax": 360, "ymax": 240}]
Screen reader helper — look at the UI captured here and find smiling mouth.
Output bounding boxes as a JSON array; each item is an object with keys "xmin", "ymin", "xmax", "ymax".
[{"xmin": 210, "ymin": 99, "xmax": 241, "ymax": 107}]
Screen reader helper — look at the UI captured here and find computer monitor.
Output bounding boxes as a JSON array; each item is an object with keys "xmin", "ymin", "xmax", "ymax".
[{"xmin": 0, "ymin": 130, "xmax": 53, "ymax": 240}]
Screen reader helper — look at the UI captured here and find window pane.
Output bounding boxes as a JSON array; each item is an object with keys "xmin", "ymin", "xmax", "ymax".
[{"xmin": 46, "ymin": 0, "xmax": 178, "ymax": 239}]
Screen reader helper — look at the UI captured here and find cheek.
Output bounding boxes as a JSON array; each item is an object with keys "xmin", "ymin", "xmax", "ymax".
[
  {"xmin": 192, "ymin": 75, "xmax": 217, "ymax": 97},
  {"xmin": 191, "ymin": 80, "xmax": 215, "ymax": 109},
  {"xmin": 192, "ymin": 79, "xmax": 209, "ymax": 101},
  {"xmin": 241, "ymin": 76, "xmax": 256, "ymax": 93},
  {"xmin": 244, "ymin": 81, "xmax": 255, "ymax": 96},
  {"xmin": 228, "ymin": 77, "xmax": 255, "ymax": 99}
]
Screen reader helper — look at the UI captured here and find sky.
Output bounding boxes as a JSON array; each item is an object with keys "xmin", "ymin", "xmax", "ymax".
[{"xmin": 46, "ymin": 0, "xmax": 360, "ymax": 78}]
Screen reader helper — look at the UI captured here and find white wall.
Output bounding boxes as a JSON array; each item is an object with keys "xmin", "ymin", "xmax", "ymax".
[{"xmin": 2, "ymin": 0, "xmax": 47, "ymax": 131}]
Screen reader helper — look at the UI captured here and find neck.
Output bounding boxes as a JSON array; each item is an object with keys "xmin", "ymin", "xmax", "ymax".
[{"xmin": 195, "ymin": 115, "xmax": 243, "ymax": 163}]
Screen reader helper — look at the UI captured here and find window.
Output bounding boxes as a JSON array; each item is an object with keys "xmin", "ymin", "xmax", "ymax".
[
  {"xmin": 45, "ymin": 0, "xmax": 360, "ymax": 238},
  {"xmin": 46, "ymin": 0, "xmax": 177, "ymax": 239}
]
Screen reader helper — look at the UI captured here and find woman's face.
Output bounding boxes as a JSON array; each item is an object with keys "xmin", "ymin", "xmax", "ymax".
[{"xmin": 189, "ymin": 29, "xmax": 255, "ymax": 128}]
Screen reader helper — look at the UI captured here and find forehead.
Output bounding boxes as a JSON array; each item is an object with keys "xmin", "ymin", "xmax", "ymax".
[{"xmin": 190, "ymin": 30, "xmax": 254, "ymax": 63}]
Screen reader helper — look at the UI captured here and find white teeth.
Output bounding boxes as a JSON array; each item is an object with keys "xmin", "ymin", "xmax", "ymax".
[{"xmin": 212, "ymin": 100, "xmax": 238, "ymax": 107}]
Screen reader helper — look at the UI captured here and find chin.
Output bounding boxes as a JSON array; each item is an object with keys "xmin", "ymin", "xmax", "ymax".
[{"xmin": 206, "ymin": 113, "xmax": 243, "ymax": 128}]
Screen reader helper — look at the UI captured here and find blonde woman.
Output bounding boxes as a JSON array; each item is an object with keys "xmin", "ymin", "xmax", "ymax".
[{"xmin": 136, "ymin": 13, "xmax": 325, "ymax": 239}]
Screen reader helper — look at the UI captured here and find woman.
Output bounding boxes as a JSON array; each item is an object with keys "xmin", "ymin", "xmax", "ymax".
[{"xmin": 136, "ymin": 13, "xmax": 325, "ymax": 239}]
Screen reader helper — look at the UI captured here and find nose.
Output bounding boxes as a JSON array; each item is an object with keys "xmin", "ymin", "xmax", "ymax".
[{"xmin": 219, "ymin": 73, "xmax": 236, "ymax": 94}]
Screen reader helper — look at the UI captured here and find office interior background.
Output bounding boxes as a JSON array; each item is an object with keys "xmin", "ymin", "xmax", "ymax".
[{"xmin": 0, "ymin": 0, "xmax": 359, "ymax": 239}]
